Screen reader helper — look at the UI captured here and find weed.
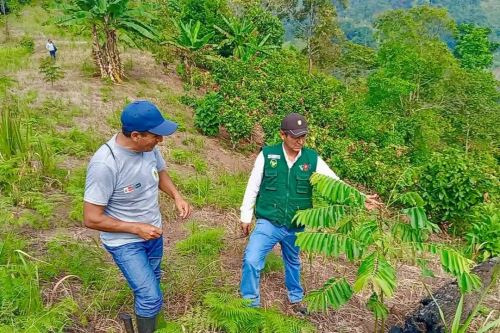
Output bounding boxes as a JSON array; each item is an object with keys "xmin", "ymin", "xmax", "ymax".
[
  {"xmin": 169, "ymin": 148, "xmax": 207, "ymax": 174},
  {"xmin": 263, "ymin": 252, "xmax": 284, "ymax": 274},
  {"xmin": 204, "ymin": 292, "xmax": 315, "ymax": 333},
  {"xmin": 80, "ymin": 59, "xmax": 97, "ymax": 78},
  {"xmin": 0, "ymin": 96, "xmax": 30, "ymax": 159},
  {"xmin": 0, "ymin": 233, "xmax": 26, "ymax": 265},
  {"xmin": 100, "ymin": 84, "xmax": 114, "ymax": 102},
  {"xmin": 176, "ymin": 227, "xmax": 225, "ymax": 256},
  {"xmin": 52, "ymin": 128, "xmax": 102, "ymax": 157},
  {"xmin": 170, "ymin": 170, "xmax": 246, "ymax": 209},
  {"xmin": 124, "ymin": 57, "xmax": 134, "ymax": 72},
  {"xmin": 65, "ymin": 167, "xmax": 86, "ymax": 222},
  {"xmin": 213, "ymin": 172, "xmax": 246, "ymax": 209},
  {"xmin": 106, "ymin": 106, "xmax": 123, "ymax": 129},
  {"xmin": 19, "ymin": 35, "xmax": 34, "ymax": 54},
  {"xmin": 181, "ymin": 135, "xmax": 205, "ymax": 151},
  {"xmin": 0, "ymin": 75, "xmax": 17, "ymax": 94},
  {"xmin": 41, "ymin": 236, "xmax": 111, "ymax": 288},
  {"xmin": 163, "ymin": 226, "xmax": 227, "ymax": 309},
  {"xmin": 0, "ymin": 45, "xmax": 30, "ymax": 73},
  {"xmin": 0, "ymin": 245, "xmax": 78, "ymax": 331}
]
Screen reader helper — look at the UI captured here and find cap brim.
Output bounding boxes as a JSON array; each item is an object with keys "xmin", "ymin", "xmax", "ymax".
[
  {"xmin": 148, "ymin": 119, "xmax": 178, "ymax": 136},
  {"xmin": 287, "ymin": 129, "xmax": 308, "ymax": 138}
]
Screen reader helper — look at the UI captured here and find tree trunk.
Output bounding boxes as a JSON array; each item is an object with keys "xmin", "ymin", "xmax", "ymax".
[
  {"xmin": 388, "ymin": 257, "xmax": 499, "ymax": 333},
  {"xmin": 105, "ymin": 28, "xmax": 123, "ymax": 83},
  {"xmin": 91, "ymin": 24, "xmax": 108, "ymax": 79}
]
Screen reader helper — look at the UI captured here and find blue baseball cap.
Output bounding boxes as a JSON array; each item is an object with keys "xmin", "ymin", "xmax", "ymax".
[{"xmin": 121, "ymin": 100, "xmax": 178, "ymax": 136}]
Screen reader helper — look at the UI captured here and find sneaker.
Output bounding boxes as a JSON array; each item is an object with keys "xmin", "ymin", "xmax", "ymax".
[{"xmin": 290, "ymin": 302, "xmax": 309, "ymax": 316}]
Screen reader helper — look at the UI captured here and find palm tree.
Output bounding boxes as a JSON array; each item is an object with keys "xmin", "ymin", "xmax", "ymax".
[{"xmin": 59, "ymin": 0, "xmax": 158, "ymax": 83}]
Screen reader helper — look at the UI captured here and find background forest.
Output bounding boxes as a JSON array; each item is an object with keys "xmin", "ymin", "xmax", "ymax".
[{"xmin": 0, "ymin": 0, "xmax": 498, "ymax": 332}]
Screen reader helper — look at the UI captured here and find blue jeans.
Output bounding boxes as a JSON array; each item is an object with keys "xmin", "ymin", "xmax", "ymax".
[
  {"xmin": 104, "ymin": 237, "xmax": 163, "ymax": 317},
  {"xmin": 240, "ymin": 219, "xmax": 303, "ymax": 307}
]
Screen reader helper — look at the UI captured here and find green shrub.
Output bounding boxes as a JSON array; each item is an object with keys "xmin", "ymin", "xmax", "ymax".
[
  {"xmin": 19, "ymin": 35, "xmax": 35, "ymax": 54},
  {"xmin": 465, "ymin": 203, "xmax": 500, "ymax": 261},
  {"xmin": 243, "ymin": 5, "xmax": 285, "ymax": 46},
  {"xmin": 176, "ymin": 228, "xmax": 225, "ymax": 256},
  {"xmin": 221, "ymin": 103, "xmax": 253, "ymax": 146},
  {"xmin": 416, "ymin": 150, "xmax": 498, "ymax": 225},
  {"xmin": 194, "ymin": 92, "xmax": 221, "ymax": 136}
]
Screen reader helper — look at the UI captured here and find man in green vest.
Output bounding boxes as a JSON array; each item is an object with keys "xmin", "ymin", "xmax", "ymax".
[{"xmin": 239, "ymin": 113, "xmax": 380, "ymax": 313}]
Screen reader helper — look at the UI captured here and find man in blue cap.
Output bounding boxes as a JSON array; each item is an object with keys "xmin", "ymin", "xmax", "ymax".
[{"xmin": 84, "ymin": 100, "xmax": 192, "ymax": 332}]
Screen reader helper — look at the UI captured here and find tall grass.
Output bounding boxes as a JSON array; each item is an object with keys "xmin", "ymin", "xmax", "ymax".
[
  {"xmin": 0, "ymin": 99, "xmax": 30, "ymax": 160},
  {"xmin": 0, "ymin": 46, "xmax": 31, "ymax": 74},
  {"xmin": 0, "ymin": 236, "xmax": 78, "ymax": 331}
]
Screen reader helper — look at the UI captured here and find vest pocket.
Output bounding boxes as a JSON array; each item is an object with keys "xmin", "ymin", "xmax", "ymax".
[
  {"xmin": 296, "ymin": 174, "xmax": 310, "ymax": 194},
  {"xmin": 264, "ymin": 169, "xmax": 278, "ymax": 191}
]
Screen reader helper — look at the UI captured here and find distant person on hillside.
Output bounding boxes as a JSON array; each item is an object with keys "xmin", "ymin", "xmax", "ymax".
[
  {"xmin": 83, "ymin": 100, "xmax": 192, "ymax": 332},
  {"xmin": 46, "ymin": 39, "xmax": 57, "ymax": 60},
  {"xmin": 239, "ymin": 113, "xmax": 381, "ymax": 314}
]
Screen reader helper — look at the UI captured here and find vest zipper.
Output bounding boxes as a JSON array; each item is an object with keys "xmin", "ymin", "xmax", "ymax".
[{"xmin": 285, "ymin": 166, "xmax": 290, "ymax": 220}]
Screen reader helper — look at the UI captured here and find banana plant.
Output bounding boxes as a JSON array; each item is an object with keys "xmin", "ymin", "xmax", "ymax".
[
  {"xmin": 294, "ymin": 173, "xmax": 482, "ymax": 333},
  {"xmin": 58, "ymin": 0, "xmax": 158, "ymax": 83},
  {"xmin": 167, "ymin": 19, "xmax": 214, "ymax": 82}
]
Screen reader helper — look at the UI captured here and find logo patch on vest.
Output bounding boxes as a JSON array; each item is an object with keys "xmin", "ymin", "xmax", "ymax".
[
  {"xmin": 270, "ymin": 159, "xmax": 278, "ymax": 168},
  {"xmin": 267, "ymin": 154, "xmax": 280, "ymax": 159},
  {"xmin": 123, "ymin": 183, "xmax": 142, "ymax": 193},
  {"xmin": 299, "ymin": 164, "xmax": 310, "ymax": 172}
]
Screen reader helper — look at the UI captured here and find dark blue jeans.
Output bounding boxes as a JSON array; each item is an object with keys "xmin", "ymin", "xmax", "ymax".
[
  {"xmin": 49, "ymin": 50, "xmax": 56, "ymax": 59},
  {"xmin": 104, "ymin": 237, "xmax": 163, "ymax": 317}
]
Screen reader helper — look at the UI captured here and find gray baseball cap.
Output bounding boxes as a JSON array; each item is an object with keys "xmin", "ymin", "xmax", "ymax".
[{"xmin": 281, "ymin": 113, "xmax": 308, "ymax": 137}]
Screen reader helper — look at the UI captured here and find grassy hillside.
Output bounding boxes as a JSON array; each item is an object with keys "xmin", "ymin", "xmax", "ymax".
[{"xmin": 0, "ymin": 2, "xmax": 498, "ymax": 333}]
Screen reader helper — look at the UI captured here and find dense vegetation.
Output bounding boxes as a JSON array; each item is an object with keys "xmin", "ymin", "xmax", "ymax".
[{"xmin": 1, "ymin": 0, "xmax": 498, "ymax": 332}]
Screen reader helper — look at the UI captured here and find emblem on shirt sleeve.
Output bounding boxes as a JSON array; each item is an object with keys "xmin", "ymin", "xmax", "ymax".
[
  {"xmin": 270, "ymin": 159, "xmax": 278, "ymax": 168},
  {"xmin": 299, "ymin": 164, "xmax": 310, "ymax": 172},
  {"xmin": 152, "ymin": 167, "xmax": 159, "ymax": 181}
]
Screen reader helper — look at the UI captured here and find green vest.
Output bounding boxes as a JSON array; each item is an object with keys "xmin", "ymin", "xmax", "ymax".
[{"xmin": 255, "ymin": 144, "xmax": 318, "ymax": 229}]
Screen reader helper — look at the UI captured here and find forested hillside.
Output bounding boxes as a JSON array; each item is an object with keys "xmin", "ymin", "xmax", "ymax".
[{"xmin": 0, "ymin": 0, "xmax": 498, "ymax": 332}]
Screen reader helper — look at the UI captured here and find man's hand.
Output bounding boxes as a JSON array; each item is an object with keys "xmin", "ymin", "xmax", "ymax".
[
  {"xmin": 134, "ymin": 223, "xmax": 163, "ymax": 240},
  {"xmin": 175, "ymin": 196, "xmax": 192, "ymax": 219},
  {"xmin": 365, "ymin": 194, "xmax": 383, "ymax": 211},
  {"xmin": 240, "ymin": 222, "xmax": 252, "ymax": 237}
]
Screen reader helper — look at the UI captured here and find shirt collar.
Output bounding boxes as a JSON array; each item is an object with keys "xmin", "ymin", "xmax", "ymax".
[{"xmin": 281, "ymin": 143, "xmax": 301, "ymax": 165}]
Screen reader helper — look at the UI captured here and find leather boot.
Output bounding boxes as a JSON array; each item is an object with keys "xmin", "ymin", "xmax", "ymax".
[{"xmin": 136, "ymin": 315, "xmax": 157, "ymax": 333}]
